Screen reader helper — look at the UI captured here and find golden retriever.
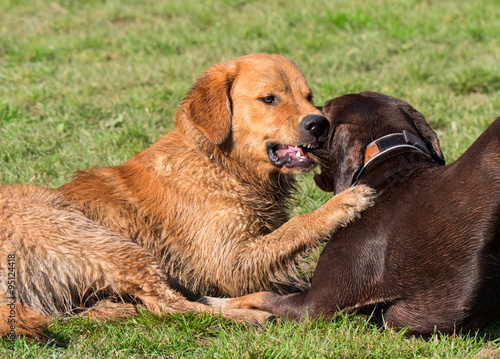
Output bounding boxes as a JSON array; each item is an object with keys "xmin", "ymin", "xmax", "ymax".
[{"xmin": 0, "ymin": 53, "xmax": 375, "ymax": 338}]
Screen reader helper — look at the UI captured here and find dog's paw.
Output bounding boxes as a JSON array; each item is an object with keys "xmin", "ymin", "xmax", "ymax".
[
  {"xmin": 197, "ymin": 296, "xmax": 275, "ymax": 326},
  {"xmin": 197, "ymin": 296, "xmax": 231, "ymax": 309},
  {"xmin": 323, "ymin": 184, "xmax": 377, "ymax": 229},
  {"xmin": 226, "ymin": 308, "xmax": 276, "ymax": 327},
  {"xmin": 340, "ymin": 184, "xmax": 377, "ymax": 212}
]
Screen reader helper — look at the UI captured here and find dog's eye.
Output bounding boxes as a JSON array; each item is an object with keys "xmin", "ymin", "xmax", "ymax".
[
  {"xmin": 259, "ymin": 95, "xmax": 277, "ymax": 105},
  {"xmin": 307, "ymin": 94, "xmax": 314, "ymax": 103}
]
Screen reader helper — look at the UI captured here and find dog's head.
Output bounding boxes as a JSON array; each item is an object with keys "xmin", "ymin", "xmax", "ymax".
[
  {"xmin": 313, "ymin": 91, "xmax": 445, "ymax": 193},
  {"xmin": 177, "ymin": 53, "xmax": 328, "ymax": 176}
]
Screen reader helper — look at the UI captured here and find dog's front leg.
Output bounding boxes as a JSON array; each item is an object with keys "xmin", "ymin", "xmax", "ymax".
[
  {"xmin": 244, "ymin": 185, "xmax": 375, "ymax": 256},
  {"xmin": 231, "ymin": 185, "xmax": 376, "ymax": 294}
]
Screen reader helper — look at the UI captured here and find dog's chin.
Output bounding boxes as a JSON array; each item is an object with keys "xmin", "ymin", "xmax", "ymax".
[{"xmin": 280, "ymin": 161, "xmax": 317, "ymax": 175}]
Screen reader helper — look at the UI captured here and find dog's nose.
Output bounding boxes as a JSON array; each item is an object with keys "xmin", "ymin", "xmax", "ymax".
[{"xmin": 300, "ymin": 115, "xmax": 330, "ymax": 139}]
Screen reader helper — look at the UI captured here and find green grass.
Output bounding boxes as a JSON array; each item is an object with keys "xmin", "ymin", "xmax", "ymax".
[
  {"xmin": 2, "ymin": 0, "xmax": 500, "ymax": 357},
  {"xmin": 2, "ymin": 313, "xmax": 498, "ymax": 358}
]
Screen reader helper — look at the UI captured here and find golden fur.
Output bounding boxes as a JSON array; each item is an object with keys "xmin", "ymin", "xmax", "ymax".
[{"xmin": 0, "ymin": 53, "xmax": 375, "ymax": 338}]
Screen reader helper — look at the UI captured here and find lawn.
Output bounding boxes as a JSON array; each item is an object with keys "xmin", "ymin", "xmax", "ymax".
[{"xmin": 1, "ymin": 0, "xmax": 500, "ymax": 357}]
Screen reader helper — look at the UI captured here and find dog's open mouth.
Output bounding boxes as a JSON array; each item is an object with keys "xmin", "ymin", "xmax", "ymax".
[{"xmin": 266, "ymin": 142, "xmax": 321, "ymax": 169}]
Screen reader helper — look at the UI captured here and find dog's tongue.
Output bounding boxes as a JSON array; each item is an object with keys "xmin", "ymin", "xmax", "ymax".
[
  {"xmin": 267, "ymin": 143, "xmax": 316, "ymax": 169},
  {"xmin": 275, "ymin": 145, "xmax": 308, "ymax": 161}
]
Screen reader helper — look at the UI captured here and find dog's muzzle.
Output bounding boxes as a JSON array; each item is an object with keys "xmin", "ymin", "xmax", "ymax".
[
  {"xmin": 266, "ymin": 114, "xmax": 329, "ymax": 170},
  {"xmin": 300, "ymin": 114, "xmax": 330, "ymax": 141}
]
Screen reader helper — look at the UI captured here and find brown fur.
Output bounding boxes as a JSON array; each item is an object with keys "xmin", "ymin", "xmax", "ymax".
[{"xmin": 0, "ymin": 54, "xmax": 375, "ymax": 338}]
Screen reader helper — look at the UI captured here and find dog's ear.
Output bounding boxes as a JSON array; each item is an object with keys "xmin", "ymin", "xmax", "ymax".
[
  {"xmin": 182, "ymin": 64, "xmax": 235, "ymax": 145},
  {"xmin": 316, "ymin": 124, "xmax": 365, "ymax": 194},
  {"xmin": 407, "ymin": 107, "xmax": 445, "ymax": 165},
  {"xmin": 332, "ymin": 127, "xmax": 365, "ymax": 193},
  {"xmin": 318, "ymin": 97, "xmax": 366, "ymax": 194}
]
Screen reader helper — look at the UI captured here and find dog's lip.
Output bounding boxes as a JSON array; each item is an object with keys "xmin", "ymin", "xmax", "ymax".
[{"xmin": 266, "ymin": 141, "xmax": 321, "ymax": 169}]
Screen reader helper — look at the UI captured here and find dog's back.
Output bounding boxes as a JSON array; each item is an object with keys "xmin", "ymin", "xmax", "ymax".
[
  {"xmin": 393, "ymin": 117, "xmax": 500, "ymax": 333},
  {"xmin": 197, "ymin": 94, "xmax": 500, "ymax": 336},
  {"xmin": 204, "ymin": 92, "xmax": 500, "ymax": 336},
  {"xmin": 315, "ymin": 108, "xmax": 500, "ymax": 335}
]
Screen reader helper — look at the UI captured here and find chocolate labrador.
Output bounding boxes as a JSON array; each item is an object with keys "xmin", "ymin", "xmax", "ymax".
[{"xmin": 201, "ymin": 91, "xmax": 500, "ymax": 337}]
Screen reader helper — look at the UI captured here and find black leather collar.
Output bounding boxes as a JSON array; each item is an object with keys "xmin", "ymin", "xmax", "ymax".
[{"xmin": 353, "ymin": 131, "xmax": 431, "ymax": 183}]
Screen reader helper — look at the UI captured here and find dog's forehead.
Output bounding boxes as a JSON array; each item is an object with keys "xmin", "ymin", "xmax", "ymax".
[
  {"xmin": 237, "ymin": 65, "xmax": 310, "ymax": 96},
  {"xmin": 228, "ymin": 55, "xmax": 310, "ymax": 94},
  {"xmin": 324, "ymin": 93, "xmax": 427, "ymax": 144},
  {"xmin": 326, "ymin": 94, "xmax": 396, "ymax": 120}
]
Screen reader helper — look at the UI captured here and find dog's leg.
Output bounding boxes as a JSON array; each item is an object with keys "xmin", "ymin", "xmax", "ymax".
[
  {"xmin": 77, "ymin": 284, "xmax": 274, "ymax": 326},
  {"xmin": 0, "ymin": 303, "xmax": 49, "ymax": 339},
  {"xmin": 279, "ymin": 184, "xmax": 375, "ymax": 239},
  {"xmin": 0, "ymin": 205, "xmax": 272, "ymax": 338},
  {"xmin": 199, "ymin": 291, "xmax": 307, "ymax": 320},
  {"xmin": 51, "ymin": 234, "xmax": 275, "ymax": 326},
  {"xmin": 232, "ymin": 185, "xmax": 376, "ymax": 293},
  {"xmin": 81, "ymin": 240, "xmax": 274, "ymax": 324},
  {"xmin": 133, "ymin": 279, "xmax": 274, "ymax": 326},
  {"xmin": 2, "ymin": 240, "xmax": 273, "ymax": 337},
  {"xmin": 78, "ymin": 300, "xmax": 138, "ymax": 321}
]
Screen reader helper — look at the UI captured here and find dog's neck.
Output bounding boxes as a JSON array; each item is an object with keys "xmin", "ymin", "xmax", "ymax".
[
  {"xmin": 353, "ymin": 131, "xmax": 435, "ymax": 186},
  {"xmin": 354, "ymin": 131, "xmax": 431, "ymax": 183}
]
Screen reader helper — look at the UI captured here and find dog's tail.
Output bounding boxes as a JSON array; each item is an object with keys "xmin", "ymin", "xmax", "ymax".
[{"xmin": 0, "ymin": 303, "xmax": 49, "ymax": 339}]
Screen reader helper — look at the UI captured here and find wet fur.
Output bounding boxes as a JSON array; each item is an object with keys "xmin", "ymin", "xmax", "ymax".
[{"xmin": 0, "ymin": 55, "xmax": 375, "ymax": 338}]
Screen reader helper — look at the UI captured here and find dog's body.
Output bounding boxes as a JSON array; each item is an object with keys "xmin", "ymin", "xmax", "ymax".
[
  {"xmin": 0, "ymin": 54, "xmax": 374, "ymax": 337},
  {"xmin": 201, "ymin": 91, "xmax": 500, "ymax": 336}
]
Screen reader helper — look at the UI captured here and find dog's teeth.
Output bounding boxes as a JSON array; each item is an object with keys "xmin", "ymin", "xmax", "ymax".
[{"xmin": 297, "ymin": 151, "xmax": 301, "ymax": 157}]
